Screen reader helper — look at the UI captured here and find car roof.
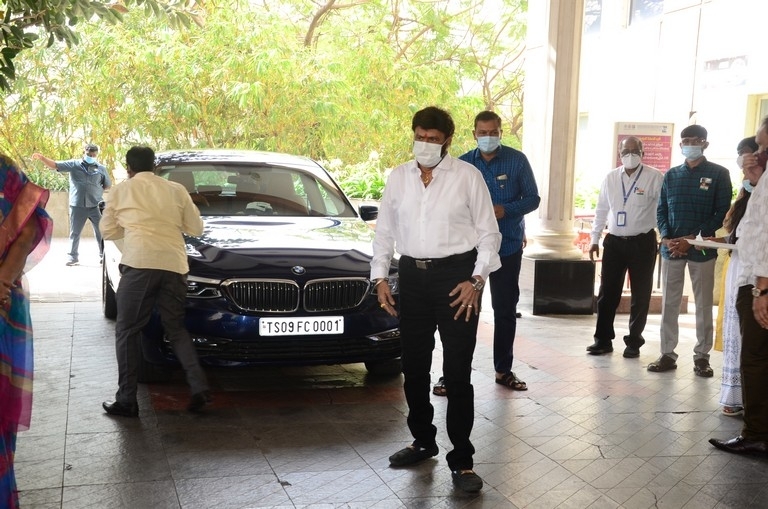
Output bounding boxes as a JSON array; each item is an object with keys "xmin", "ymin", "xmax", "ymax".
[{"xmin": 155, "ymin": 149, "xmax": 321, "ymax": 169}]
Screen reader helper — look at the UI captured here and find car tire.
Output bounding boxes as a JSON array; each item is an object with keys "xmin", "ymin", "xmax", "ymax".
[
  {"xmin": 364, "ymin": 358, "xmax": 402, "ymax": 376},
  {"xmin": 136, "ymin": 337, "xmax": 173, "ymax": 383},
  {"xmin": 102, "ymin": 261, "xmax": 118, "ymax": 320}
]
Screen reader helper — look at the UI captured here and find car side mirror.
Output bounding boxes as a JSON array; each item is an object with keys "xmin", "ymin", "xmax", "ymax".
[{"xmin": 359, "ymin": 205, "xmax": 378, "ymax": 222}]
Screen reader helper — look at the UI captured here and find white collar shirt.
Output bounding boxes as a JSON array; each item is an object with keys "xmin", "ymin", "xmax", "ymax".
[
  {"xmin": 736, "ymin": 174, "xmax": 768, "ymax": 286},
  {"xmin": 590, "ymin": 164, "xmax": 664, "ymax": 244},
  {"xmin": 100, "ymin": 172, "xmax": 204, "ymax": 274},
  {"xmin": 371, "ymin": 154, "xmax": 501, "ymax": 280}
]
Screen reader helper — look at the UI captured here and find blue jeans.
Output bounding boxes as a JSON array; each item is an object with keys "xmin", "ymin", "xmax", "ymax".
[
  {"xmin": 489, "ymin": 250, "xmax": 523, "ymax": 374},
  {"xmin": 68, "ymin": 206, "xmax": 103, "ymax": 260}
]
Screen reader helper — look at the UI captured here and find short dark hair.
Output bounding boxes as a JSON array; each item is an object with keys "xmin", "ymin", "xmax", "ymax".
[
  {"xmin": 85, "ymin": 143, "xmax": 99, "ymax": 153},
  {"xmin": 125, "ymin": 146, "xmax": 155, "ymax": 173},
  {"xmin": 737, "ymin": 136, "xmax": 758, "ymax": 154},
  {"xmin": 411, "ymin": 106, "xmax": 455, "ymax": 138},
  {"xmin": 474, "ymin": 110, "xmax": 502, "ymax": 129},
  {"xmin": 680, "ymin": 124, "xmax": 707, "ymax": 140}
]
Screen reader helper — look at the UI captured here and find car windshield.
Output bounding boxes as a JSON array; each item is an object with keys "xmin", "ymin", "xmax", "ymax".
[{"xmin": 156, "ymin": 163, "xmax": 355, "ymax": 218}]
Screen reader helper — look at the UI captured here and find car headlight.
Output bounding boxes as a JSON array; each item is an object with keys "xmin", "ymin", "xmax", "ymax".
[
  {"xmin": 372, "ymin": 274, "xmax": 399, "ymax": 295},
  {"xmin": 187, "ymin": 275, "xmax": 222, "ymax": 298}
]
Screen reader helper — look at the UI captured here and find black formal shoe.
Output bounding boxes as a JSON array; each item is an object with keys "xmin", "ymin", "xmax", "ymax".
[
  {"xmin": 102, "ymin": 400, "xmax": 139, "ymax": 417},
  {"xmin": 451, "ymin": 469, "xmax": 483, "ymax": 493},
  {"xmin": 389, "ymin": 443, "xmax": 439, "ymax": 467},
  {"xmin": 708, "ymin": 436, "xmax": 768, "ymax": 456},
  {"xmin": 587, "ymin": 344, "xmax": 613, "ymax": 355},
  {"xmin": 623, "ymin": 346, "xmax": 640, "ymax": 358},
  {"xmin": 188, "ymin": 390, "xmax": 212, "ymax": 413}
]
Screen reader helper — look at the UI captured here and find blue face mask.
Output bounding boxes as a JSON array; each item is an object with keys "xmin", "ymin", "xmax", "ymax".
[
  {"xmin": 743, "ymin": 179, "xmax": 755, "ymax": 193},
  {"xmin": 681, "ymin": 145, "xmax": 703, "ymax": 160},
  {"xmin": 84, "ymin": 155, "xmax": 97, "ymax": 165},
  {"xmin": 477, "ymin": 136, "xmax": 500, "ymax": 154}
]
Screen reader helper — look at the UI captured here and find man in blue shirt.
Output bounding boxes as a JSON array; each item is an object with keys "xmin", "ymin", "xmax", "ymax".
[
  {"xmin": 434, "ymin": 110, "xmax": 540, "ymax": 395},
  {"xmin": 651, "ymin": 125, "xmax": 732, "ymax": 376},
  {"xmin": 33, "ymin": 143, "xmax": 111, "ymax": 265}
]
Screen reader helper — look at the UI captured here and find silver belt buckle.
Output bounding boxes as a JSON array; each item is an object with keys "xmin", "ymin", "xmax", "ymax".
[{"xmin": 415, "ymin": 259, "xmax": 430, "ymax": 270}]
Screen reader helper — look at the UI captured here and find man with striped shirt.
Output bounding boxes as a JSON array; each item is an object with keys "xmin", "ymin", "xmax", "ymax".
[
  {"xmin": 651, "ymin": 125, "xmax": 732, "ymax": 376},
  {"xmin": 458, "ymin": 110, "xmax": 540, "ymax": 391}
]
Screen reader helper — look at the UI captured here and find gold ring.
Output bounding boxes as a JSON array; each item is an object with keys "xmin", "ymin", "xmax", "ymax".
[
  {"xmin": 380, "ymin": 303, "xmax": 387, "ymax": 308},
  {"xmin": 460, "ymin": 304, "xmax": 466, "ymax": 308}
]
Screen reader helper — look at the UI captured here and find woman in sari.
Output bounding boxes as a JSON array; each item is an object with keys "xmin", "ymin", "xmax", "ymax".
[
  {"xmin": 712, "ymin": 129, "xmax": 766, "ymax": 416},
  {"xmin": 0, "ymin": 153, "xmax": 53, "ymax": 508}
]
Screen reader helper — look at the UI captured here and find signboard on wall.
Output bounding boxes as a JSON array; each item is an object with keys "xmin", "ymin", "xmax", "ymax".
[{"xmin": 614, "ymin": 122, "xmax": 675, "ymax": 172}]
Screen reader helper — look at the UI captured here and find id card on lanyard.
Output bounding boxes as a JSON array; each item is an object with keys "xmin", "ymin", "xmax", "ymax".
[{"xmin": 618, "ymin": 166, "xmax": 643, "ymax": 227}]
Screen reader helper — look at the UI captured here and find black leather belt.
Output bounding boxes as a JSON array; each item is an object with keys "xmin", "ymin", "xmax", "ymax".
[
  {"xmin": 609, "ymin": 230, "xmax": 655, "ymax": 241},
  {"xmin": 402, "ymin": 249, "xmax": 476, "ymax": 270}
]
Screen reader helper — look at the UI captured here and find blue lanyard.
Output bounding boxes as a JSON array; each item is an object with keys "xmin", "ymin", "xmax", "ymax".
[{"xmin": 621, "ymin": 165, "xmax": 644, "ymax": 208}]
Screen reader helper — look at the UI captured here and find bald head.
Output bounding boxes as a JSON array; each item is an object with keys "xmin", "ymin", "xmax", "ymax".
[{"xmin": 619, "ymin": 136, "xmax": 644, "ymax": 171}]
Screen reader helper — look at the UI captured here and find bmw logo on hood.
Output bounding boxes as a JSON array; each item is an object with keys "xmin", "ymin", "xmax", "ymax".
[{"xmin": 291, "ymin": 266, "xmax": 306, "ymax": 275}]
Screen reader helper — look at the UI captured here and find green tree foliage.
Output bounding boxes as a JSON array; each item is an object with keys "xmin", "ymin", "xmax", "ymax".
[
  {"xmin": 2, "ymin": 0, "xmax": 527, "ymax": 199},
  {"xmin": 0, "ymin": 0, "xmax": 202, "ymax": 90}
]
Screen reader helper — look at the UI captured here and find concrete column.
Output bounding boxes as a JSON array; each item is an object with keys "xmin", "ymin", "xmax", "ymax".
[{"xmin": 523, "ymin": 0, "xmax": 585, "ymax": 260}]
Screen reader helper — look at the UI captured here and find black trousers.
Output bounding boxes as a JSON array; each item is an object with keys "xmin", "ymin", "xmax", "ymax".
[
  {"xmin": 593, "ymin": 230, "xmax": 657, "ymax": 347},
  {"xmin": 114, "ymin": 266, "xmax": 208, "ymax": 404},
  {"xmin": 398, "ymin": 253, "xmax": 478, "ymax": 471},
  {"xmin": 489, "ymin": 249, "xmax": 523, "ymax": 374},
  {"xmin": 736, "ymin": 285, "xmax": 768, "ymax": 441}
]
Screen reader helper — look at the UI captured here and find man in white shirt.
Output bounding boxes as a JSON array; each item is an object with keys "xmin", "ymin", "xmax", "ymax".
[
  {"xmin": 100, "ymin": 146, "xmax": 210, "ymax": 418},
  {"xmin": 371, "ymin": 106, "xmax": 501, "ymax": 493},
  {"xmin": 587, "ymin": 137, "xmax": 664, "ymax": 357},
  {"xmin": 710, "ymin": 148, "xmax": 768, "ymax": 455}
]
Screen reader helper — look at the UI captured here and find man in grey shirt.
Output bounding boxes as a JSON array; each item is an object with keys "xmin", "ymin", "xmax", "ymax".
[{"xmin": 33, "ymin": 143, "xmax": 111, "ymax": 265}]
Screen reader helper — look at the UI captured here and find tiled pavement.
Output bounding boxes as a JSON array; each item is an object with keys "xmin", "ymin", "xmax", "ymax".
[{"xmin": 15, "ymin": 239, "xmax": 768, "ymax": 508}]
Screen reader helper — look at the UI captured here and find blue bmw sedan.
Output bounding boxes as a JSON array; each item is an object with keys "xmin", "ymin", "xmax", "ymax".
[{"xmin": 102, "ymin": 150, "xmax": 400, "ymax": 381}]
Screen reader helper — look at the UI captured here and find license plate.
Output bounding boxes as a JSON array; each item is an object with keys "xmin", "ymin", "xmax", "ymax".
[{"xmin": 259, "ymin": 316, "xmax": 344, "ymax": 336}]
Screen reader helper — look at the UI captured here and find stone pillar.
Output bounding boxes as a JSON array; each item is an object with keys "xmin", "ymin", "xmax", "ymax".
[{"xmin": 523, "ymin": 0, "xmax": 585, "ymax": 261}]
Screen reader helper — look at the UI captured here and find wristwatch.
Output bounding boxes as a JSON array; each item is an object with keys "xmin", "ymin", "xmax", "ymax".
[
  {"xmin": 752, "ymin": 287, "xmax": 768, "ymax": 298},
  {"xmin": 469, "ymin": 276, "xmax": 485, "ymax": 292}
]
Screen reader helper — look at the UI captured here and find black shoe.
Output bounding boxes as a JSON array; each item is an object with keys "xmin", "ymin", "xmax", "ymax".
[
  {"xmin": 623, "ymin": 346, "xmax": 640, "ymax": 358},
  {"xmin": 102, "ymin": 400, "xmax": 139, "ymax": 417},
  {"xmin": 587, "ymin": 343, "xmax": 613, "ymax": 355},
  {"xmin": 188, "ymin": 390, "xmax": 212, "ymax": 413},
  {"xmin": 451, "ymin": 469, "xmax": 483, "ymax": 493},
  {"xmin": 389, "ymin": 443, "xmax": 439, "ymax": 467},
  {"xmin": 693, "ymin": 359, "xmax": 714, "ymax": 377},
  {"xmin": 647, "ymin": 355, "xmax": 677, "ymax": 372},
  {"xmin": 709, "ymin": 436, "xmax": 768, "ymax": 456},
  {"xmin": 515, "ymin": 311, "xmax": 522, "ymax": 318}
]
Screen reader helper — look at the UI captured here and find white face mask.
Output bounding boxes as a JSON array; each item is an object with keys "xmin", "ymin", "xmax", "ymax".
[
  {"xmin": 737, "ymin": 155, "xmax": 745, "ymax": 169},
  {"xmin": 477, "ymin": 136, "xmax": 500, "ymax": 153},
  {"xmin": 621, "ymin": 153, "xmax": 642, "ymax": 170},
  {"xmin": 682, "ymin": 145, "xmax": 703, "ymax": 160},
  {"xmin": 413, "ymin": 141, "xmax": 445, "ymax": 168}
]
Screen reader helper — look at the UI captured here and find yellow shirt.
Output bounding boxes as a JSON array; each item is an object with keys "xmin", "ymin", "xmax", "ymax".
[{"xmin": 100, "ymin": 172, "xmax": 203, "ymax": 274}]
